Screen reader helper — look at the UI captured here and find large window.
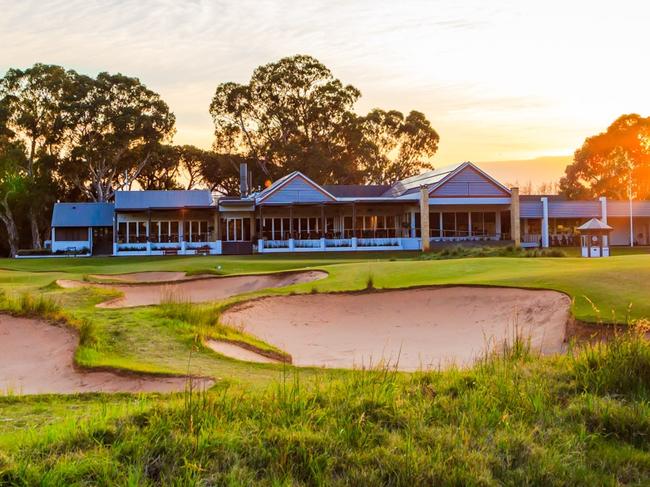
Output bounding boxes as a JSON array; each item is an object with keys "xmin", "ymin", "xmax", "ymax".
[
  {"xmin": 471, "ymin": 212, "xmax": 496, "ymax": 237},
  {"xmin": 442, "ymin": 213, "xmax": 456, "ymax": 237},
  {"xmin": 429, "ymin": 212, "xmax": 441, "ymax": 237},
  {"xmin": 55, "ymin": 227, "xmax": 88, "ymax": 242},
  {"xmin": 118, "ymin": 221, "xmax": 147, "ymax": 243},
  {"xmin": 150, "ymin": 221, "xmax": 180, "ymax": 243},
  {"xmin": 221, "ymin": 218, "xmax": 251, "ymax": 241},
  {"xmin": 183, "ymin": 220, "xmax": 209, "ymax": 242}
]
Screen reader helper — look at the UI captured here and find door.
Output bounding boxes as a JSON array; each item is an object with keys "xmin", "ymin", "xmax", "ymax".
[{"xmin": 92, "ymin": 227, "xmax": 113, "ymax": 255}]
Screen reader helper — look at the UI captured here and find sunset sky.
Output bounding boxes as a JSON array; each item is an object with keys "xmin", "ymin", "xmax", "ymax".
[{"xmin": 2, "ymin": 0, "xmax": 649, "ymax": 185}]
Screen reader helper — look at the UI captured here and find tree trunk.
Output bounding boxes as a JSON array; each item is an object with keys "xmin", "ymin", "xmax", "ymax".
[
  {"xmin": 29, "ymin": 206, "xmax": 42, "ymax": 249},
  {"xmin": 0, "ymin": 197, "xmax": 20, "ymax": 257}
]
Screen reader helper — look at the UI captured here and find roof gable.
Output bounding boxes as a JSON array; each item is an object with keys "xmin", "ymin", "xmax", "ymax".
[
  {"xmin": 257, "ymin": 172, "xmax": 336, "ymax": 204},
  {"xmin": 382, "ymin": 162, "xmax": 464, "ymax": 197},
  {"xmin": 429, "ymin": 163, "xmax": 511, "ymax": 198}
]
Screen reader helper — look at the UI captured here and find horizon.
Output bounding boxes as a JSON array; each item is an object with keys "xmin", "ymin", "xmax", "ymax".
[{"xmin": 1, "ymin": 0, "xmax": 648, "ymax": 185}]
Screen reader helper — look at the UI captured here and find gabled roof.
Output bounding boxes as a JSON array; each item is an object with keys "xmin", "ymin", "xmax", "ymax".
[
  {"xmin": 255, "ymin": 171, "xmax": 336, "ymax": 204},
  {"xmin": 382, "ymin": 162, "xmax": 465, "ymax": 198},
  {"xmin": 577, "ymin": 218, "xmax": 613, "ymax": 231},
  {"xmin": 114, "ymin": 190, "xmax": 214, "ymax": 210},
  {"xmin": 51, "ymin": 202, "xmax": 114, "ymax": 227}
]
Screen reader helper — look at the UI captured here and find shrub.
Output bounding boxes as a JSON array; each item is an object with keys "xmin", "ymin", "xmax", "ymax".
[
  {"xmin": 78, "ymin": 318, "xmax": 99, "ymax": 348},
  {"xmin": 16, "ymin": 248, "xmax": 52, "ymax": 256},
  {"xmin": 16, "ymin": 292, "xmax": 61, "ymax": 316}
]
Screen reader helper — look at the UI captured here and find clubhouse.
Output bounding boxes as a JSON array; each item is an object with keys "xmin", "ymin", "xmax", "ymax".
[{"xmin": 49, "ymin": 162, "xmax": 650, "ymax": 256}]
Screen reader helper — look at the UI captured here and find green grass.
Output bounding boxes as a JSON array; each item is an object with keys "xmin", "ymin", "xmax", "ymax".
[
  {"xmin": 1, "ymin": 331, "xmax": 650, "ymax": 485},
  {"xmin": 1, "ymin": 249, "xmax": 650, "ymax": 484}
]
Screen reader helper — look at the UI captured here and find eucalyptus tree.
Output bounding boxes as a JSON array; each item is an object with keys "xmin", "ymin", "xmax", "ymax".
[
  {"xmin": 0, "ymin": 64, "xmax": 71, "ymax": 247},
  {"xmin": 60, "ymin": 72, "xmax": 176, "ymax": 201}
]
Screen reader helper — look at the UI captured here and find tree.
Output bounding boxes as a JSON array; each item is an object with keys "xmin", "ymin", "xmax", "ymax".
[
  {"xmin": 0, "ymin": 135, "xmax": 28, "ymax": 257},
  {"xmin": 60, "ymin": 72, "xmax": 176, "ymax": 201},
  {"xmin": 198, "ymin": 151, "xmax": 247, "ymax": 195},
  {"xmin": 0, "ymin": 64, "xmax": 71, "ymax": 247},
  {"xmin": 360, "ymin": 109, "xmax": 439, "ymax": 184},
  {"xmin": 210, "ymin": 55, "xmax": 439, "ymax": 186},
  {"xmin": 560, "ymin": 114, "xmax": 650, "ymax": 199},
  {"xmin": 135, "ymin": 144, "xmax": 182, "ymax": 190}
]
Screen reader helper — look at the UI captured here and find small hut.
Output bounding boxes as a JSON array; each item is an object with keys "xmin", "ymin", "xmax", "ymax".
[{"xmin": 577, "ymin": 218, "xmax": 613, "ymax": 258}]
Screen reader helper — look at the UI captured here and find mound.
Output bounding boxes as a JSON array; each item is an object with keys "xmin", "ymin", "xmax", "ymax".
[{"xmin": 57, "ymin": 270, "xmax": 327, "ymax": 308}]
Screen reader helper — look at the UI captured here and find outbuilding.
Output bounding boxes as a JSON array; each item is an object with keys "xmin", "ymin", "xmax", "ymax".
[{"xmin": 50, "ymin": 203, "xmax": 115, "ymax": 255}]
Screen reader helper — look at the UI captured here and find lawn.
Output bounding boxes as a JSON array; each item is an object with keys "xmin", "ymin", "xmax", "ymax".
[{"xmin": 1, "ymin": 249, "xmax": 650, "ymax": 484}]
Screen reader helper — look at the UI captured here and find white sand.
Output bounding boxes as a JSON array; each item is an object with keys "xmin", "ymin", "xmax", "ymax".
[
  {"xmin": 0, "ymin": 315, "xmax": 212, "ymax": 395},
  {"xmin": 222, "ymin": 287, "xmax": 570, "ymax": 371},
  {"xmin": 205, "ymin": 340, "xmax": 280, "ymax": 364},
  {"xmin": 57, "ymin": 271, "xmax": 327, "ymax": 308},
  {"xmin": 89, "ymin": 271, "xmax": 189, "ymax": 282}
]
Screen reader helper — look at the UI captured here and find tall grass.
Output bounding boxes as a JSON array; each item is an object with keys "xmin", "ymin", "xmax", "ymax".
[
  {"xmin": 0, "ymin": 291, "xmax": 61, "ymax": 317},
  {"xmin": 5, "ymin": 332, "xmax": 650, "ymax": 484}
]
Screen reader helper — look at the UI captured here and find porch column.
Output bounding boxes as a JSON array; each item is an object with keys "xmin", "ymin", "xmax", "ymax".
[
  {"xmin": 419, "ymin": 186, "xmax": 430, "ymax": 251},
  {"xmin": 541, "ymin": 197, "xmax": 549, "ymax": 248},
  {"xmin": 352, "ymin": 203, "xmax": 356, "ymax": 238},
  {"xmin": 495, "ymin": 211, "xmax": 502, "ymax": 239},
  {"xmin": 510, "ymin": 187, "xmax": 521, "ymax": 247},
  {"xmin": 320, "ymin": 204, "xmax": 325, "ymax": 237},
  {"xmin": 214, "ymin": 206, "xmax": 220, "ymax": 241},
  {"xmin": 289, "ymin": 205, "xmax": 293, "ymax": 238},
  {"xmin": 410, "ymin": 210, "xmax": 416, "ymax": 238},
  {"xmin": 249, "ymin": 212, "xmax": 255, "ymax": 241},
  {"xmin": 599, "ymin": 196, "xmax": 608, "ymax": 247}
]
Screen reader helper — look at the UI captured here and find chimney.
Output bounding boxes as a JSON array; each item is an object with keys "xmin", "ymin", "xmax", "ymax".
[{"xmin": 239, "ymin": 162, "xmax": 248, "ymax": 197}]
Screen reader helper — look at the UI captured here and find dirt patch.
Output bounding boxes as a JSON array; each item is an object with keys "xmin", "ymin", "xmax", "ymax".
[
  {"xmin": 0, "ymin": 314, "xmax": 212, "ymax": 395},
  {"xmin": 205, "ymin": 340, "xmax": 281, "ymax": 364},
  {"xmin": 58, "ymin": 270, "xmax": 327, "ymax": 308},
  {"xmin": 222, "ymin": 286, "xmax": 571, "ymax": 371}
]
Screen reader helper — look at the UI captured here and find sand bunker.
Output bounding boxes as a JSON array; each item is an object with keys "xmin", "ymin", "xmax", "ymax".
[
  {"xmin": 58, "ymin": 270, "xmax": 327, "ymax": 308},
  {"xmin": 222, "ymin": 287, "xmax": 571, "ymax": 371},
  {"xmin": 0, "ymin": 315, "xmax": 212, "ymax": 395},
  {"xmin": 89, "ymin": 271, "xmax": 191, "ymax": 283}
]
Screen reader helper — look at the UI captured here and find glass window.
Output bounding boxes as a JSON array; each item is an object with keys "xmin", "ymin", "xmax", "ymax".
[
  {"xmin": 456, "ymin": 213, "xmax": 469, "ymax": 236},
  {"xmin": 442, "ymin": 213, "xmax": 455, "ymax": 237},
  {"xmin": 429, "ymin": 212, "xmax": 440, "ymax": 237},
  {"xmin": 484, "ymin": 212, "xmax": 496, "ymax": 236},
  {"xmin": 118, "ymin": 222, "xmax": 127, "ymax": 243},
  {"xmin": 55, "ymin": 227, "xmax": 88, "ymax": 241}
]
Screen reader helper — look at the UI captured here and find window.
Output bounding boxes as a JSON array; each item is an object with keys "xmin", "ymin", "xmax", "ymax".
[
  {"xmin": 429, "ymin": 212, "xmax": 441, "ymax": 237},
  {"xmin": 456, "ymin": 213, "xmax": 469, "ymax": 236},
  {"xmin": 183, "ymin": 220, "xmax": 209, "ymax": 242},
  {"xmin": 442, "ymin": 213, "xmax": 455, "ymax": 236},
  {"xmin": 55, "ymin": 227, "xmax": 88, "ymax": 241},
  {"xmin": 222, "ymin": 218, "xmax": 250, "ymax": 241}
]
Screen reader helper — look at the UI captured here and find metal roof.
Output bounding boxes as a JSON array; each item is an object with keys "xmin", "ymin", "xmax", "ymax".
[
  {"xmin": 382, "ymin": 162, "xmax": 466, "ymax": 197},
  {"xmin": 51, "ymin": 202, "xmax": 114, "ymax": 227},
  {"xmin": 114, "ymin": 190, "xmax": 214, "ymax": 210},
  {"xmin": 323, "ymin": 184, "xmax": 391, "ymax": 198},
  {"xmin": 577, "ymin": 218, "xmax": 613, "ymax": 231}
]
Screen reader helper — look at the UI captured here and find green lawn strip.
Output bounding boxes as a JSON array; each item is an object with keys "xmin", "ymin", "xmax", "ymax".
[{"xmin": 1, "ymin": 334, "xmax": 649, "ymax": 484}]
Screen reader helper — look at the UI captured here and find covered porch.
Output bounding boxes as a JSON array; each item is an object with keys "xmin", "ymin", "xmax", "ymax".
[
  {"xmin": 256, "ymin": 202, "xmax": 417, "ymax": 252},
  {"xmin": 113, "ymin": 208, "xmax": 221, "ymax": 256}
]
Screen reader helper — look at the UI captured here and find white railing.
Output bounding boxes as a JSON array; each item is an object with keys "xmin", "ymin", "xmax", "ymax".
[
  {"xmin": 295, "ymin": 239, "xmax": 322, "ymax": 248},
  {"xmin": 265, "ymin": 239, "xmax": 290, "ymax": 249},
  {"xmin": 357, "ymin": 237, "xmax": 400, "ymax": 247},
  {"xmin": 325, "ymin": 238, "xmax": 352, "ymax": 248}
]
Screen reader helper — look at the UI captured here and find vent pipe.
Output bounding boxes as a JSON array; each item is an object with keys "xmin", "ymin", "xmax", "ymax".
[{"xmin": 239, "ymin": 163, "xmax": 248, "ymax": 197}]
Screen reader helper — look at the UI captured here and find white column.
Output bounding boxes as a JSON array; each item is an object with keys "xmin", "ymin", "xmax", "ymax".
[
  {"xmin": 599, "ymin": 196, "xmax": 608, "ymax": 248},
  {"xmin": 541, "ymin": 197, "xmax": 549, "ymax": 248}
]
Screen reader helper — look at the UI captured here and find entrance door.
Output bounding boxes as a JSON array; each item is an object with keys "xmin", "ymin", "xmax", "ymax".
[
  {"xmin": 92, "ymin": 227, "xmax": 113, "ymax": 255},
  {"xmin": 221, "ymin": 217, "xmax": 253, "ymax": 254}
]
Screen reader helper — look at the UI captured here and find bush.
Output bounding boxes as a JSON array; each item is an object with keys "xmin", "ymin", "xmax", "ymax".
[
  {"xmin": 15, "ymin": 292, "xmax": 61, "ymax": 316},
  {"xmin": 16, "ymin": 248, "xmax": 52, "ymax": 256}
]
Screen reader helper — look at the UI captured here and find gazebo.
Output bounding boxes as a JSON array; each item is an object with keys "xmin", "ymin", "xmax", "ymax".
[{"xmin": 577, "ymin": 218, "xmax": 613, "ymax": 258}]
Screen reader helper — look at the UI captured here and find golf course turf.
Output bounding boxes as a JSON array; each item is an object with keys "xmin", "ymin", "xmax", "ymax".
[{"xmin": 1, "ymin": 249, "xmax": 649, "ymax": 484}]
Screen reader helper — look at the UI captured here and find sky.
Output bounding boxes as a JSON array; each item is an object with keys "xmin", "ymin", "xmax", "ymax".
[{"xmin": 1, "ymin": 0, "xmax": 649, "ymax": 185}]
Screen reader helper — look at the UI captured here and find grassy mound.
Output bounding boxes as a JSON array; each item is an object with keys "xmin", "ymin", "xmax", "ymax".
[{"xmin": 2, "ymin": 330, "xmax": 649, "ymax": 485}]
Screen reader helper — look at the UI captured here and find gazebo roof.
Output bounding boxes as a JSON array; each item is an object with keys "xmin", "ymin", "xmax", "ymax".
[{"xmin": 577, "ymin": 218, "xmax": 613, "ymax": 232}]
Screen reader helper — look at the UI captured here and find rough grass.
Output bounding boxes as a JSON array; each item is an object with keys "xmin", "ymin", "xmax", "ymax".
[
  {"xmin": 420, "ymin": 244, "xmax": 567, "ymax": 260},
  {"xmin": 1, "ymin": 334, "xmax": 650, "ymax": 485}
]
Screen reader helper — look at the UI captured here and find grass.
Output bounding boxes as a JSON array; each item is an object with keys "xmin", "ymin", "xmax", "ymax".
[
  {"xmin": 1, "ymin": 333, "xmax": 650, "ymax": 484},
  {"xmin": 0, "ymin": 249, "xmax": 650, "ymax": 483}
]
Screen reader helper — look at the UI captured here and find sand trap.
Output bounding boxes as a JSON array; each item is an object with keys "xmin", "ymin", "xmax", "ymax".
[
  {"xmin": 89, "ymin": 271, "xmax": 190, "ymax": 283},
  {"xmin": 205, "ymin": 340, "xmax": 280, "ymax": 364},
  {"xmin": 57, "ymin": 270, "xmax": 327, "ymax": 308},
  {"xmin": 222, "ymin": 287, "xmax": 571, "ymax": 371},
  {"xmin": 0, "ymin": 315, "xmax": 212, "ymax": 395}
]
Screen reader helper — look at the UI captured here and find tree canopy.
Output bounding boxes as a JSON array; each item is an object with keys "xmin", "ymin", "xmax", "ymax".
[
  {"xmin": 560, "ymin": 114, "xmax": 650, "ymax": 199},
  {"xmin": 210, "ymin": 55, "xmax": 439, "ymax": 186}
]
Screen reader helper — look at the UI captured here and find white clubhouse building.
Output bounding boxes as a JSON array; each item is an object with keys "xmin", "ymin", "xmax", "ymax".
[{"xmin": 49, "ymin": 162, "xmax": 650, "ymax": 256}]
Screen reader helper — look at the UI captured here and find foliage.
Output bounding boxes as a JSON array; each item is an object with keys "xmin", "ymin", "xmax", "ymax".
[
  {"xmin": 59, "ymin": 71, "xmax": 176, "ymax": 201},
  {"xmin": 419, "ymin": 245, "xmax": 567, "ymax": 260},
  {"xmin": 560, "ymin": 114, "xmax": 650, "ymax": 199},
  {"xmin": 210, "ymin": 55, "xmax": 439, "ymax": 186}
]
